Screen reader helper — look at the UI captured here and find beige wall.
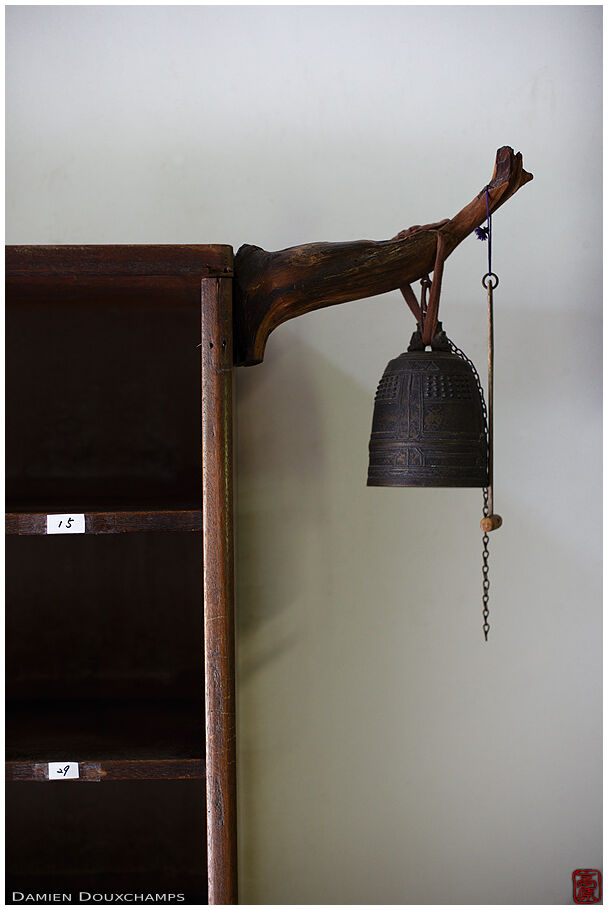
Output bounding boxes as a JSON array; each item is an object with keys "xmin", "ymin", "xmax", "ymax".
[{"xmin": 7, "ymin": 6, "xmax": 602, "ymax": 904}]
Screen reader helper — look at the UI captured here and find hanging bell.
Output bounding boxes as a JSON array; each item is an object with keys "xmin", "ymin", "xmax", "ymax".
[{"xmin": 367, "ymin": 323, "xmax": 489, "ymax": 488}]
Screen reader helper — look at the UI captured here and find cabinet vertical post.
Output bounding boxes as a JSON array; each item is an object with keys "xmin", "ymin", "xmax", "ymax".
[{"xmin": 201, "ymin": 276, "xmax": 237, "ymax": 904}]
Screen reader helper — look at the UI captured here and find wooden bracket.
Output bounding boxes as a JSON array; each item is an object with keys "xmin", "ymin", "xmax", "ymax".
[{"xmin": 233, "ymin": 146, "xmax": 532, "ymax": 366}]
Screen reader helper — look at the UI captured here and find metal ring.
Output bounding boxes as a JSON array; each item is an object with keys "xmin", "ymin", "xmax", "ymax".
[{"xmin": 482, "ymin": 272, "xmax": 499, "ymax": 290}]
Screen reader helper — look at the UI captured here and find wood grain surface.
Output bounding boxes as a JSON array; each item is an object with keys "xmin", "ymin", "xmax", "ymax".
[
  {"xmin": 7, "ymin": 759, "xmax": 205, "ymax": 783},
  {"xmin": 233, "ymin": 146, "xmax": 532, "ymax": 365},
  {"xmin": 6, "ymin": 510, "xmax": 204, "ymax": 535},
  {"xmin": 6, "ymin": 244, "xmax": 233, "ymax": 278},
  {"xmin": 201, "ymin": 276, "xmax": 238, "ymax": 905},
  {"xmin": 6, "ymin": 697, "xmax": 205, "ymax": 775}
]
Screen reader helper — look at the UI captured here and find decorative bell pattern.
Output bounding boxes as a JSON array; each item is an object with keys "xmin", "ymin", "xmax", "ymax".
[{"xmin": 367, "ymin": 327, "xmax": 488, "ymax": 489}]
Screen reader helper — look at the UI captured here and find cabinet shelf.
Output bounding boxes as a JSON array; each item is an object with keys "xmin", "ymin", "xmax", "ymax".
[
  {"xmin": 7, "ymin": 780, "xmax": 207, "ymax": 904},
  {"xmin": 6, "ymin": 698, "xmax": 205, "ymax": 781},
  {"xmin": 6, "ymin": 509, "xmax": 203, "ymax": 536},
  {"xmin": 6, "ymin": 245, "xmax": 236, "ymax": 903}
]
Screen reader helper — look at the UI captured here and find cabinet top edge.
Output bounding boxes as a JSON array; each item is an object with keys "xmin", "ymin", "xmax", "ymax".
[{"xmin": 6, "ymin": 244, "xmax": 234, "ymax": 277}]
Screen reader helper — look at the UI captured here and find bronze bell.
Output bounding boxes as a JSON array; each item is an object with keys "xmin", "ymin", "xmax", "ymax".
[{"xmin": 367, "ymin": 323, "xmax": 489, "ymax": 487}]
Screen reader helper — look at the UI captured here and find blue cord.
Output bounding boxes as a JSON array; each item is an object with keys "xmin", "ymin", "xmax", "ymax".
[{"xmin": 475, "ymin": 185, "xmax": 493, "ymax": 278}]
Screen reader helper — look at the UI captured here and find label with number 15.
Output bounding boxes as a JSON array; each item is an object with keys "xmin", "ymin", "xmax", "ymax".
[{"xmin": 46, "ymin": 514, "xmax": 85, "ymax": 534}]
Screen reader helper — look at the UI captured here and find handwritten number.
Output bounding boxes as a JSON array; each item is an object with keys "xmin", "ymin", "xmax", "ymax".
[{"xmin": 47, "ymin": 514, "xmax": 85, "ymax": 535}]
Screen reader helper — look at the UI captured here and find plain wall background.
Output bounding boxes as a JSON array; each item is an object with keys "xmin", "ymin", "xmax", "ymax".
[{"xmin": 6, "ymin": 5, "xmax": 602, "ymax": 904}]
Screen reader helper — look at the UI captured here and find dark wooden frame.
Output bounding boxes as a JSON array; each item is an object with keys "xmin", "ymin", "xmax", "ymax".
[
  {"xmin": 201, "ymin": 276, "xmax": 238, "ymax": 904},
  {"xmin": 5, "ymin": 247, "xmax": 238, "ymax": 905}
]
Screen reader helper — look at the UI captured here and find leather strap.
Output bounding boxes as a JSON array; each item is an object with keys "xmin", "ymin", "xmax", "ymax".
[
  {"xmin": 421, "ymin": 232, "xmax": 446, "ymax": 345},
  {"xmin": 399, "ymin": 230, "xmax": 447, "ymax": 344},
  {"xmin": 399, "ymin": 283, "xmax": 422, "ymax": 322}
]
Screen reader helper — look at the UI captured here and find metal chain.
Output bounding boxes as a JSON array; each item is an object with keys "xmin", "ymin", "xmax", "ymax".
[
  {"xmin": 446, "ymin": 335, "xmax": 491, "ymax": 641},
  {"xmin": 482, "ymin": 488, "xmax": 490, "ymax": 641},
  {"xmin": 445, "ymin": 336, "xmax": 489, "ymax": 447}
]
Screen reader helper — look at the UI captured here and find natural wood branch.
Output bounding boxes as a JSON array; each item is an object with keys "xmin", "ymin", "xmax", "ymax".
[{"xmin": 233, "ymin": 146, "xmax": 532, "ymax": 366}]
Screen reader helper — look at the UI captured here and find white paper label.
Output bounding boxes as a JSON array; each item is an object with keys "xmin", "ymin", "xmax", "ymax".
[
  {"xmin": 48, "ymin": 761, "xmax": 79, "ymax": 780},
  {"xmin": 46, "ymin": 514, "xmax": 85, "ymax": 534}
]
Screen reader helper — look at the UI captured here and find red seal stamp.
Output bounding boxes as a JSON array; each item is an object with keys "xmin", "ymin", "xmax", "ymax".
[{"xmin": 573, "ymin": 869, "xmax": 602, "ymax": 903}]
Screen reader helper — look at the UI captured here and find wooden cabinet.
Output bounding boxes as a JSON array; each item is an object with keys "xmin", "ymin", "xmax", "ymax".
[{"xmin": 5, "ymin": 246, "xmax": 237, "ymax": 904}]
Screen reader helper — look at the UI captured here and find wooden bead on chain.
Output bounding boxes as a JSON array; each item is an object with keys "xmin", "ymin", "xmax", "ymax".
[{"xmin": 480, "ymin": 514, "xmax": 502, "ymax": 532}]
